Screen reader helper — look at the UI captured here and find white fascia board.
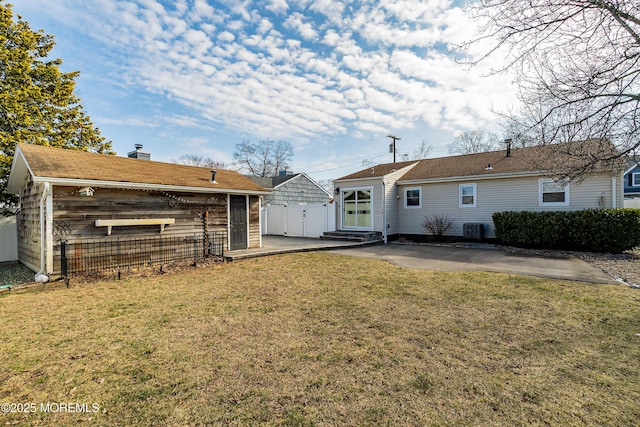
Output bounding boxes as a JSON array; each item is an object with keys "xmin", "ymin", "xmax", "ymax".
[
  {"xmin": 6, "ymin": 148, "xmax": 34, "ymax": 194},
  {"xmin": 398, "ymin": 171, "xmax": 541, "ymax": 186},
  {"xmin": 272, "ymin": 174, "xmax": 299, "ymax": 190},
  {"xmin": 334, "ymin": 176, "xmax": 385, "ymax": 184},
  {"xmin": 624, "ymin": 163, "xmax": 640, "ymax": 176},
  {"xmin": 32, "ymin": 176, "xmax": 271, "ymax": 196}
]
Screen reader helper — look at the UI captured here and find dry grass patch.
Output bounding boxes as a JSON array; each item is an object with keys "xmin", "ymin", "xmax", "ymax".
[{"xmin": 1, "ymin": 252, "xmax": 639, "ymax": 426}]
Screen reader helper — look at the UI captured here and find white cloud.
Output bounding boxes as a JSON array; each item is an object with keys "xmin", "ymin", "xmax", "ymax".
[
  {"xmin": 266, "ymin": 0, "xmax": 288, "ymax": 15},
  {"xmin": 17, "ymin": 0, "xmax": 518, "ymax": 166},
  {"xmin": 284, "ymin": 12, "xmax": 318, "ymax": 41},
  {"xmin": 217, "ymin": 31, "xmax": 235, "ymax": 42}
]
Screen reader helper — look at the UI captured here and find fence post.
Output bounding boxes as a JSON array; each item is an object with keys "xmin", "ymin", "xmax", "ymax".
[
  {"xmin": 60, "ymin": 240, "xmax": 68, "ymax": 278},
  {"xmin": 193, "ymin": 234, "xmax": 198, "ymax": 266}
]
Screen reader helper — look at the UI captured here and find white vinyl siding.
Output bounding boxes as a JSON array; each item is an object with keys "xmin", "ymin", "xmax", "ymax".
[
  {"xmin": 383, "ymin": 164, "xmax": 419, "ymax": 236},
  {"xmin": 335, "ymin": 163, "xmax": 419, "ymax": 235},
  {"xmin": 335, "ymin": 179, "xmax": 381, "ymax": 232},
  {"xmin": 398, "ymin": 173, "xmax": 620, "ymax": 239}
]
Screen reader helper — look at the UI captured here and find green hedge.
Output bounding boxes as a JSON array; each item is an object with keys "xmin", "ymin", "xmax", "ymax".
[{"xmin": 492, "ymin": 209, "xmax": 640, "ymax": 253}]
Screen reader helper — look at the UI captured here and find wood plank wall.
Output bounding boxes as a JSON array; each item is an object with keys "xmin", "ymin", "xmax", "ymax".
[
  {"xmin": 52, "ymin": 186, "xmax": 229, "ymax": 240},
  {"xmin": 16, "ymin": 180, "xmax": 42, "ymax": 271},
  {"xmin": 249, "ymin": 195, "xmax": 260, "ymax": 248}
]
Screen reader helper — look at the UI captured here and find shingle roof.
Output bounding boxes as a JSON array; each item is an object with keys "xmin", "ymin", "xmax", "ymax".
[
  {"xmin": 336, "ymin": 160, "xmax": 418, "ymax": 180},
  {"xmin": 14, "ymin": 143, "xmax": 267, "ymax": 193},
  {"xmin": 337, "ymin": 140, "xmax": 623, "ymax": 183},
  {"xmin": 247, "ymin": 174, "xmax": 299, "ymax": 189}
]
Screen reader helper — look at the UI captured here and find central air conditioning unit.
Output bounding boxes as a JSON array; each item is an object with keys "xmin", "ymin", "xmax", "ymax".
[{"xmin": 463, "ymin": 223, "xmax": 484, "ymax": 241}]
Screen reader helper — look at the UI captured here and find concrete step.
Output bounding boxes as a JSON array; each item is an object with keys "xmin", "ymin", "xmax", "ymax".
[{"xmin": 321, "ymin": 231, "xmax": 383, "ymax": 243}]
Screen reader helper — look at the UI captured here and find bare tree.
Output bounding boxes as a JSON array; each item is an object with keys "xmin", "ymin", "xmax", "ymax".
[
  {"xmin": 233, "ymin": 138, "xmax": 293, "ymax": 177},
  {"xmin": 316, "ymin": 179, "xmax": 334, "ymax": 195},
  {"xmin": 173, "ymin": 154, "xmax": 228, "ymax": 169},
  {"xmin": 461, "ymin": 0, "xmax": 640, "ymax": 177},
  {"xmin": 447, "ymin": 129, "xmax": 500, "ymax": 155},
  {"xmin": 410, "ymin": 140, "xmax": 433, "ymax": 160}
]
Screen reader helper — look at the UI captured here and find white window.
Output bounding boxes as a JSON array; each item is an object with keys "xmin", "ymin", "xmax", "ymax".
[
  {"xmin": 404, "ymin": 187, "xmax": 422, "ymax": 208},
  {"xmin": 459, "ymin": 184, "xmax": 477, "ymax": 208},
  {"xmin": 539, "ymin": 179, "xmax": 570, "ymax": 206},
  {"xmin": 633, "ymin": 172, "xmax": 640, "ymax": 187}
]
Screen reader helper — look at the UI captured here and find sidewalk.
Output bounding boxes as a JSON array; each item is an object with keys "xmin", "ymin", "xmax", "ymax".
[{"xmin": 224, "ymin": 235, "xmax": 376, "ymax": 260}]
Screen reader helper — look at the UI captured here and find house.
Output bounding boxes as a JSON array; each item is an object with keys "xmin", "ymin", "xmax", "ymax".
[
  {"xmin": 623, "ymin": 158, "xmax": 640, "ymax": 198},
  {"xmin": 7, "ymin": 143, "xmax": 269, "ymax": 277},
  {"xmin": 248, "ymin": 171, "xmax": 335, "ymax": 237},
  {"xmin": 333, "ymin": 140, "xmax": 625, "ymax": 243},
  {"xmin": 248, "ymin": 171, "xmax": 331, "ymax": 206}
]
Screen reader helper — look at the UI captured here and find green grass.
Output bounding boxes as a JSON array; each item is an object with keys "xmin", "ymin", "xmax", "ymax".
[{"xmin": 1, "ymin": 252, "xmax": 639, "ymax": 426}]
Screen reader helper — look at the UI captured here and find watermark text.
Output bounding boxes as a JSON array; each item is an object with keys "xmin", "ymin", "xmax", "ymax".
[{"xmin": 1, "ymin": 402, "xmax": 100, "ymax": 414}]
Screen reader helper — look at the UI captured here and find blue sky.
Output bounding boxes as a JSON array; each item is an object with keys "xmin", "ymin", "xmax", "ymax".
[{"xmin": 15, "ymin": 0, "xmax": 516, "ymax": 182}]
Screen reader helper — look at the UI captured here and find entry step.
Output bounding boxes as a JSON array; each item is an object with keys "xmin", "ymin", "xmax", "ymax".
[{"xmin": 321, "ymin": 231, "xmax": 383, "ymax": 242}]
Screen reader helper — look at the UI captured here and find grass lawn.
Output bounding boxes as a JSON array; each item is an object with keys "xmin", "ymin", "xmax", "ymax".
[{"xmin": 1, "ymin": 252, "xmax": 639, "ymax": 426}]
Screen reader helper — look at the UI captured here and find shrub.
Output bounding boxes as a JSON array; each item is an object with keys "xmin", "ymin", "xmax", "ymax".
[
  {"xmin": 493, "ymin": 209, "xmax": 640, "ymax": 253},
  {"xmin": 421, "ymin": 214, "xmax": 455, "ymax": 241}
]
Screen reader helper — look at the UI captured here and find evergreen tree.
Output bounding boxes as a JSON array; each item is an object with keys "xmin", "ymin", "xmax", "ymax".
[{"xmin": 0, "ymin": 1, "xmax": 112, "ymax": 210}]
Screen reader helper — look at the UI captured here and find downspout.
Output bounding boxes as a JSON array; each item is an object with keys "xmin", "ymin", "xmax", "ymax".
[
  {"xmin": 259, "ymin": 196, "xmax": 263, "ymax": 248},
  {"xmin": 612, "ymin": 175, "xmax": 617, "ymax": 208},
  {"xmin": 35, "ymin": 182, "xmax": 50, "ymax": 283},
  {"xmin": 382, "ymin": 179, "xmax": 387, "ymax": 244}
]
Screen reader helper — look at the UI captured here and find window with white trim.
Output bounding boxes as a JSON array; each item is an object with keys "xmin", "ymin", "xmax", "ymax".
[
  {"xmin": 539, "ymin": 179, "xmax": 570, "ymax": 206},
  {"xmin": 459, "ymin": 184, "xmax": 477, "ymax": 208},
  {"xmin": 633, "ymin": 172, "xmax": 640, "ymax": 187},
  {"xmin": 404, "ymin": 187, "xmax": 422, "ymax": 208}
]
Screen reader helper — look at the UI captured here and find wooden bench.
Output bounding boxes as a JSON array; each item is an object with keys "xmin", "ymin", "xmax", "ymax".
[{"xmin": 94, "ymin": 218, "xmax": 175, "ymax": 236}]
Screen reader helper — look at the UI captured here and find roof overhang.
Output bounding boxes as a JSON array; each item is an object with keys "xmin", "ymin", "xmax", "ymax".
[
  {"xmin": 334, "ymin": 176, "xmax": 384, "ymax": 184},
  {"xmin": 7, "ymin": 144, "xmax": 269, "ymax": 196},
  {"xmin": 28, "ymin": 176, "xmax": 270, "ymax": 196},
  {"xmin": 398, "ymin": 171, "xmax": 551, "ymax": 185},
  {"xmin": 398, "ymin": 167, "xmax": 622, "ymax": 186},
  {"xmin": 624, "ymin": 162, "xmax": 640, "ymax": 176},
  {"xmin": 6, "ymin": 148, "xmax": 32, "ymax": 194}
]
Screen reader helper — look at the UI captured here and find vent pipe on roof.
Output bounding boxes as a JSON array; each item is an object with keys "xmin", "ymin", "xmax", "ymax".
[
  {"xmin": 210, "ymin": 170, "xmax": 217, "ymax": 183},
  {"xmin": 127, "ymin": 144, "xmax": 150, "ymax": 160},
  {"xmin": 504, "ymin": 139, "xmax": 512, "ymax": 157}
]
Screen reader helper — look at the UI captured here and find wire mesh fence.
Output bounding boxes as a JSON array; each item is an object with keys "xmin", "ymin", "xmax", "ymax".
[{"xmin": 59, "ymin": 232, "xmax": 226, "ymax": 277}]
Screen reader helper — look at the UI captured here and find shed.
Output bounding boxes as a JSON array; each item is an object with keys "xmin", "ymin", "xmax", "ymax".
[{"xmin": 7, "ymin": 143, "xmax": 269, "ymax": 278}]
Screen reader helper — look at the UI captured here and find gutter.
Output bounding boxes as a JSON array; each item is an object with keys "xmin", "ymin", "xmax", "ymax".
[
  {"xmin": 398, "ymin": 171, "xmax": 542, "ymax": 186},
  {"xmin": 31, "ymin": 176, "xmax": 270, "ymax": 196}
]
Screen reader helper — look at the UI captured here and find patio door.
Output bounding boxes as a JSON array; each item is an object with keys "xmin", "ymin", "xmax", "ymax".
[
  {"xmin": 342, "ymin": 188, "xmax": 372, "ymax": 230},
  {"xmin": 230, "ymin": 195, "xmax": 248, "ymax": 250}
]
